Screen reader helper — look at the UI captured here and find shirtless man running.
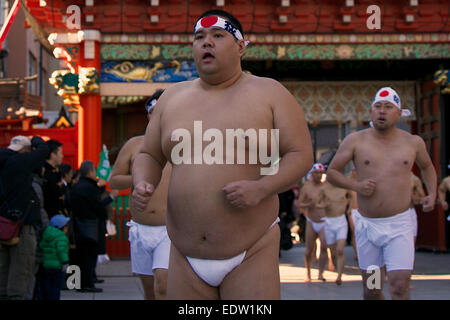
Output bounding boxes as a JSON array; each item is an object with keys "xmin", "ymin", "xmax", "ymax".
[
  {"xmin": 438, "ymin": 175, "xmax": 450, "ymax": 211},
  {"xmin": 410, "ymin": 172, "xmax": 425, "ymax": 244},
  {"xmin": 131, "ymin": 10, "xmax": 313, "ymax": 299},
  {"xmin": 327, "ymin": 87, "xmax": 437, "ymax": 300},
  {"xmin": 109, "ymin": 89, "xmax": 172, "ymax": 300},
  {"xmin": 317, "ymin": 177, "xmax": 353, "ymax": 285},
  {"xmin": 297, "ymin": 163, "xmax": 328, "ymax": 282}
]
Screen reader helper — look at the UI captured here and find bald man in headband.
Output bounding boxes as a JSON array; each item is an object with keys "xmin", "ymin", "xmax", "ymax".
[
  {"xmin": 131, "ymin": 9, "xmax": 313, "ymax": 299},
  {"xmin": 327, "ymin": 87, "xmax": 437, "ymax": 300}
]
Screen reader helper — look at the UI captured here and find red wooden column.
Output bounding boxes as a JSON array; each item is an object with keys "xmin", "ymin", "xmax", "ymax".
[{"xmin": 78, "ymin": 30, "xmax": 101, "ymax": 167}]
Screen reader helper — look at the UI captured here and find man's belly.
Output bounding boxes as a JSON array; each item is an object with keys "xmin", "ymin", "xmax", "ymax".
[
  {"xmin": 357, "ymin": 179, "xmax": 411, "ymax": 218},
  {"xmin": 306, "ymin": 208, "xmax": 326, "ymax": 222},
  {"xmin": 131, "ymin": 206, "xmax": 166, "ymax": 226},
  {"xmin": 166, "ymin": 164, "xmax": 279, "ymax": 259},
  {"xmin": 325, "ymin": 202, "xmax": 348, "ymax": 218}
]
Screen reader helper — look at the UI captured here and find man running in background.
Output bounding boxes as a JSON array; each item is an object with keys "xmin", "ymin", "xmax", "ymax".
[
  {"xmin": 317, "ymin": 176, "xmax": 353, "ymax": 285},
  {"xmin": 410, "ymin": 172, "xmax": 425, "ymax": 244},
  {"xmin": 109, "ymin": 89, "xmax": 172, "ymax": 300},
  {"xmin": 297, "ymin": 163, "xmax": 328, "ymax": 282},
  {"xmin": 327, "ymin": 87, "xmax": 437, "ymax": 300}
]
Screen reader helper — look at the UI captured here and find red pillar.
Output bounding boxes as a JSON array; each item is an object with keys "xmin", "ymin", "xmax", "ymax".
[{"xmin": 78, "ymin": 30, "xmax": 101, "ymax": 167}]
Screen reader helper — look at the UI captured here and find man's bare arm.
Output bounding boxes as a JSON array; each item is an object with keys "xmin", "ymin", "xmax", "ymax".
[
  {"xmin": 411, "ymin": 174, "xmax": 425, "ymax": 205},
  {"xmin": 326, "ymin": 133, "xmax": 358, "ymax": 191},
  {"xmin": 109, "ymin": 137, "xmax": 142, "ymax": 190},
  {"xmin": 414, "ymin": 136, "xmax": 437, "ymax": 212},
  {"xmin": 296, "ymin": 186, "xmax": 312, "ymax": 209},
  {"xmin": 223, "ymin": 79, "xmax": 313, "ymax": 208},
  {"xmin": 131, "ymin": 95, "xmax": 168, "ymax": 212},
  {"xmin": 438, "ymin": 178, "xmax": 449, "ymax": 204},
  {"xmin": 132, "ymin": 105, "xmax": 167, "ymax": 189},
  {"xmin": 256, "ymin": 80, "xmax": 314, "ymax": 196}
]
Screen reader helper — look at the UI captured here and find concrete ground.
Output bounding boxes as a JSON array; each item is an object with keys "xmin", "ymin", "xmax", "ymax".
[{"xmin": 61, "ymin": 243, "xmax": 450, "ymax": 300}]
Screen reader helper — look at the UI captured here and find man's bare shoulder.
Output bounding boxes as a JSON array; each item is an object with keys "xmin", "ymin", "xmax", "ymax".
[
  {"xmin": 125, "ymin": 135, "xmax": 144, "ymax": 148},
  {"xmin": 340, "ymin": 130, "xmax": 366, "ymax": 146},
  {"xmin": 120, "ymin": 135, "xmax": 145, "ymax": 156},
  {"xmin": 442, "ymin": 176, "xmax": 450, "ymax": 186},
  {"xmin": 408, "ymin": 132, "xmax": 426, "ymax": 144},
  {"xmin": 160, "ymin": 79, "xmax": 199, "ymax": 100},
  {"xmin": 244, "ymin": 75, "xmax": 287, "ymax": 93}
]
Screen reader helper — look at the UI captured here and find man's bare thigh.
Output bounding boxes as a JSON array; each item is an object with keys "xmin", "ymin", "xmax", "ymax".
[
  {"xmin": 220, "ymin": 224, "xmax": 280, "ymax": 299},
  {"xmin": 166, "ymin": 224, "xmax": 280, "ymax": 300}
]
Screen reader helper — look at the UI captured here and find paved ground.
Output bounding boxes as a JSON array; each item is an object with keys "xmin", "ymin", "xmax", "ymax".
[{"xmin": 61, "ymin": 244, "xmax": 450, "ymax": 300}]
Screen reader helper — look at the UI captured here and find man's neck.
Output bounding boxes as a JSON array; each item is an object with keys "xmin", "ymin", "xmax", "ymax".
[
  {"xmin": 373, "ymin": 126, "xmax": 398, "ymax": 140},
  {"xmin": 198, "ymin": 68, "xmax": 244, "ymax": 90}
]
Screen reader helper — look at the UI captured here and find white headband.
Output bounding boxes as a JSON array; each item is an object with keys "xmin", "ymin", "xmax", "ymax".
[
  {"xmin": 369, "ymin": 87, "xmax": 411, "ymax": 127},
  {"xmin": 194, "ymin": 16, "xmax": 249, "ymax": 46},
  {"xmin": 371, "ymin": 87, "xmax": 411, "ymax": 117}
]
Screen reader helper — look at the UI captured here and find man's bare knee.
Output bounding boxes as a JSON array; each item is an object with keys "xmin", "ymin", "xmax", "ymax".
[
  {"xmin": 336, "ymin": 248, "xmax": 345, "ymax": 257},
  {"xmin": 389, "ymin": 278, "xmax": 409, "ymax": 299}
]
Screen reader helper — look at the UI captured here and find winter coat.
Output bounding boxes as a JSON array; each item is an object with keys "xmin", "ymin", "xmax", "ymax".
[
  {"xmin": 40, "ymin": 226, "xmax": 69, "ymax": 270},
  {"xmin": 0, "ymin": 137, "xmax": 49, "ymax": 226}
]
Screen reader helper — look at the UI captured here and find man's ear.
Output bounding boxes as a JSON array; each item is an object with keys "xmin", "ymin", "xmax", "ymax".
[{"xmin": 237, "ymin": 39, "xmax": 246, "ymax": 57}]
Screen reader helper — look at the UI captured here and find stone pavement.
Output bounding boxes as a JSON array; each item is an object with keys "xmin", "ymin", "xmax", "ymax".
[{"xmin": 61, "ymin": 244, "xmax": 450, "ymax": 300}]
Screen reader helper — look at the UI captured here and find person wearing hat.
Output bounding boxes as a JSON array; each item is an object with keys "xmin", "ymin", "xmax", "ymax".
[
  {"xmin": 37, "ymin": 214, "xmax": 70, "ymax": 300},
  {"xmin": 109, "ymin": 89, "xmax": 173, "ymax": 300},
  {"xmin": 0, "ymin": 135, "xmax": 49, "ymax": 300},
  {"xmin": 327, "ymin": 86, "xmax": 437, "ymax": 300},
  {"xmin": 297, "ymin": 163, "xmax": 328, "ymax": 282}
]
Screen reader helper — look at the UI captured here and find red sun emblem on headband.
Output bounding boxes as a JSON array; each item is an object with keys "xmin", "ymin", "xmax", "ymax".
[
  {"xmin": 200, "ymin": 16, "xmax": 218, "ymax": 28},
  {"xmin": 379, "ymin": 90, "xmax": 389, "ymax": 97}
]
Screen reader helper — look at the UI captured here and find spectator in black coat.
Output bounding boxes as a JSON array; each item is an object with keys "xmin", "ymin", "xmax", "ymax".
[
  {"xmin": 278, "ymin": 188, "xmax": 296, "ymax": 251},
  {"xmin": 0, "ymin": 136, "xmax": 49, "ymax": 300},
  {"xmin": 69, "ymin": 161, "xmax": 113, "ymax": 292},
  {"xmin": 42, "ymin": 140, "xmax": 65, "ymax": 219}
]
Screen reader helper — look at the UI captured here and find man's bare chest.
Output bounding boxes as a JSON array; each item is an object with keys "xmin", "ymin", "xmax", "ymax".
[{"xmin": 354, "ymin": 140, "xmax": 416, "ymax": 172}]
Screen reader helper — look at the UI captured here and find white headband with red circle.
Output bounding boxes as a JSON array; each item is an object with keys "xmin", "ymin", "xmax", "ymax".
[
  {"xmin": 194, "ymin": 16, "xmax": 249, "ymax": 46},
  {"xmin": 369, "ymin": 87, "xmax": 411, "ymax": 127}
]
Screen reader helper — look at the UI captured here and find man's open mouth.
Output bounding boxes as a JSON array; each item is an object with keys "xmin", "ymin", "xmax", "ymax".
[{"xmin": 202, "ymin": 52, "xmax": 215, "ymax": 60}]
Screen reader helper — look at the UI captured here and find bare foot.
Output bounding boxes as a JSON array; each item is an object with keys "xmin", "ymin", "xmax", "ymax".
[{"xmin": 305, "ymin": 277, "xmax": 311, "ymax": 283}]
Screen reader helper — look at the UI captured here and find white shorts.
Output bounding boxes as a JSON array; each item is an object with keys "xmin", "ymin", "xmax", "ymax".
[
  {"xmin": 127, "ymin": 220, "xmax": 171, "ymax": 276},
  {"xmin": 409, "ymin": 208, "xmax": 418, "ymax": 237},
  {"xmin": 352, "ymin": 209, "xmax": 415, "ymax": 272},
  {"xmin": 306, "ymin": 217, "xmax": 325, "ymax": 234},
  {"xmin": 324, "ymin": 214, "xmax": 348, "ymax": 245}
]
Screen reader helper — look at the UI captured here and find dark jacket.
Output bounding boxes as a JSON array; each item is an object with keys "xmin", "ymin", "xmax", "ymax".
[
  {"xmin": 69, "ymin": 177, "xmax": 112, "ymax": 249},
  {"xmin": 69, "ymin": 177, "xmax": 112, "ymax": 221},
  {"xmin": 42, "ymin": 162, "xmax": 65, "ymax": 218},
  {"xmin": 0, "ymin": 137, "xmax": 49, "ymax": 226},
  {"xmin": 278, "ymin": 189, "xmax": 295, "ymax": 223}
]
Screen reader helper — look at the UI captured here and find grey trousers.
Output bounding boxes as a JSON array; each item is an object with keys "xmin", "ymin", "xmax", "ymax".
[{"xmin": 0, "ymin": 225, "xmax": 36, "ymax": 300}]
